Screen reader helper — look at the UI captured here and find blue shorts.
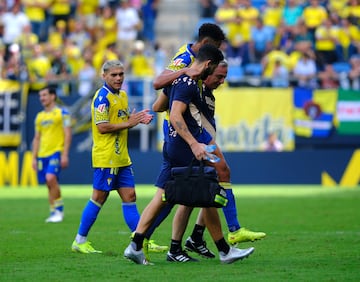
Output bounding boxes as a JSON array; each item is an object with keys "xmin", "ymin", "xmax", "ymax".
[
  {"xmin": 36, "ymin": 152, "xmax": 61, "ymax": 184},
  {"xmin": 155, "ymin": 143, "xmax": 172, "ymax": 189},
  {"xmin": 93, "ymin": 166, "xmax": 135, "ymax": 192}
]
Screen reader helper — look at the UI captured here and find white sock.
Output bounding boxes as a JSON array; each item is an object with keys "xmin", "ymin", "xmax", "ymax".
[{"xmin": 75, "ymin": 234, "xmax": 87, "ymax": 244}]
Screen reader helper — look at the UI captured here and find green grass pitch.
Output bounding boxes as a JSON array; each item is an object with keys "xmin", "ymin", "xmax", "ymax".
[{"xmin": 1, "ymin": 185, "xmax": 359, "ymax": 282}]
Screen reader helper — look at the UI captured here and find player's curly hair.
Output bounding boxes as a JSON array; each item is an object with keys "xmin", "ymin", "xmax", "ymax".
[{"xmin": 198, "ymin": 23, "xmax": 225, "ymax": 42}]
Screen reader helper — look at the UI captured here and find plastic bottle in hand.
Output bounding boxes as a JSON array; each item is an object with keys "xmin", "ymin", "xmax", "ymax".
[{"xmin": 204, "ymin": 145, "xmax": 220, "ymax": 163}]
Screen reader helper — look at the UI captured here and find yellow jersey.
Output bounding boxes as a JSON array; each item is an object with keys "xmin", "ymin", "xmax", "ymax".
[
  {"xmin": 22, "ymin": 0, "xmax": 49, "ymax": 21},
  {"xmin": 303, "ymin": 5, "xmax": 328, "ymax": 29},
  {"xmin": 315, "ymin": 25, "xmax": 339, "ymax": 50},
  {"xmin": 215, "ymin": 6, "xmax": 239, "ymax": 45},
  {"xmin": 91, "ymin": 84, "xmax": 131, "ymax": 168},
  {"xmin": 50, "ymin": 0, "xmax": 71, "ymax": 15},
  {"xmin": 35, "ymin": 106, "xmax": 71, "ymax": 157}
]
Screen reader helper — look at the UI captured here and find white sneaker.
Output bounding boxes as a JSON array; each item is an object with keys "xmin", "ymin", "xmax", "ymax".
[
  {"xmin": 45, "ymin": 210, "xmax": 64, "ymax": 223},
  {"xmin": 124, "ymin": 243, "xmax": 152, "ymax": 265},
  {"xmin": 219, "ymin": 246, "xmax": 255, "ymax": 264}
]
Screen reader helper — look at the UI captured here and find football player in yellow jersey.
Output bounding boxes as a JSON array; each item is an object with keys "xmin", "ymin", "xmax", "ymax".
[
  {"xmin": 71, "ymin": 60, "xmax": 165, "ymax": 254},
  {"xmin": 32, "ymin": 86, "xmax": 72, "ymax": 223}
]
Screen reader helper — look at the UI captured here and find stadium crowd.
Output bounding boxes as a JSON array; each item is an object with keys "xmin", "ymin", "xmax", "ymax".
[
  {"xmin": 1, "ymin": 0, "xmax": 360, "ymax": 96},
  {"xmin": 203, "ymin": 0, "xmax": 360, "ymax": 89},
  {"xmin": 0, "ymin": 0, "xmax": 160, "ymax": 96}
]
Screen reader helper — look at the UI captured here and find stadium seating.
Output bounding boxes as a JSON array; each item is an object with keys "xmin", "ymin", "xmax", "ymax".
[
  {"xmin": 332, "ymin": 62, "xmax": 352, "ymax": 74},
  {"xmin": 251, "ymin": 0, "xmax": 267, "ymax": 9},
  {"xmin": 244, "ymin": 63, "xmax": 263, "ymax": 76},
  {"xmin": 227, "ymin": 65, "xmax": 244, "ymax": 86}
]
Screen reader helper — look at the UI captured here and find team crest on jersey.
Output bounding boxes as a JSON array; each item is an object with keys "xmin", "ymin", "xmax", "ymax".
[{"xmin": 97, "ymin": 103, "xmax": 106, "ymax": 113}]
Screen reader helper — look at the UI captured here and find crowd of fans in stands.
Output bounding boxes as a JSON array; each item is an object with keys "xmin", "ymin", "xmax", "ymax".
[
  {"xmin": 201, "ymin": 0, "xmax": 360, "ymax": 89},
  {"xmin": 1, "ymin": 0, "xmax": 360, "ymax": 97},
  {"xmin": 0, "ymin": 0, "xmax": 160, "ymax": 96}
]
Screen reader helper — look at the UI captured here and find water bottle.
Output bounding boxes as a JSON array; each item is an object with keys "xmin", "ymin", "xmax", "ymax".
[{"xmin": 204, "ymin": 145, "xmax": 220, "ymax": 163}]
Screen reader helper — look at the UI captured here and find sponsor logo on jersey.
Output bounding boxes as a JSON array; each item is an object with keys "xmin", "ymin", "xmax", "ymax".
[
  {"xmin": 97, "ymin": 103, "xmax": 106, "ymax": 113},
  {"xmin": 173, "ymin": 58, "xmax": 184, "ymax": 66}
]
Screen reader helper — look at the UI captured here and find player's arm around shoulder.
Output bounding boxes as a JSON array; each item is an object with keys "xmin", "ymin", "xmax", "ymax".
[{"xmin": 153, "ymin": 68, "xmax": 189, "ymax": 90}]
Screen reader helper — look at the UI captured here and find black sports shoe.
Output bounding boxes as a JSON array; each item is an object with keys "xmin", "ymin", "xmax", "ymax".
[
  {"xmin": 184, "ymin": 236, "xmax": 216, "ymax": 259},
  {"xmin": 166, "ymin": 250, "xmax": 199, "ymax": 262}
]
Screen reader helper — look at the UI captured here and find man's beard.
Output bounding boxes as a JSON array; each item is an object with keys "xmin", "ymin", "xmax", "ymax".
[{"xmin": 201, "ymin": 67, "xmax": 212, "ymax": 80}]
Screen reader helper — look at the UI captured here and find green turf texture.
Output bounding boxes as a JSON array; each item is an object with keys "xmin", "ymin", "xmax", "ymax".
[{"xmin": 1, "ymin": 185, "xmax": 359, "ymax": 282}]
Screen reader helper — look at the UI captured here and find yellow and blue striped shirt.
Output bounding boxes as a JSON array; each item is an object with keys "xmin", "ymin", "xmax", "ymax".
[{"xmin": 91, "ymin": 84, "xmax": 131, "ymax": 168}]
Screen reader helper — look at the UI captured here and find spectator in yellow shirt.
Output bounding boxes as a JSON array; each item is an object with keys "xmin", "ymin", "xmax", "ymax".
[
  {"xmin": 302, "ymin": 0, "xmax": 328, "ymax": 37},
  {"xmin": 345, "ymin": 0, "xmax": 360, "ymax": 26},
  {"xmin": 27, "ymin": 44, "xmax": 52, "ymax": 93},
  {"xmin": 215, "ymin": 0, "xmax": 239, "ymax": 47},
  {"xmin": 327, "ymin": 0, "xmax": 349, "ymax": 19},
  {"xmin": 215, "ymin": 0, "xmax": 250, "ymax": 66},
  {"xmin": 126, "ymin": 40, "xmax": 154, "ymax": 110},
  {"xmin": 16, "ymin": 23, "xmax": 39, "ymax": 65},
  {"xmin": 48, "ymin": 0, "xmax": 72, "ymax": 32},
  {"xmin": 47, "ymin": 20, "xmax": 67, "ymax": 51},
  {"xmin": 76, "ymin": 0, "xmax": 99, "ymax": 36},
  {"xmin": 262, "ymin": 0, "xmax": 283, "ymax": 38},
  {"xmin": 314, "ymin": 18, "xmax": 339, "ymax": 67},
  {"xmin": 92, "ymin": 43, "xmax": 118, "ymax": 74},
  {"xmin": 22, "ymin": 0, "xmax": 51, "ymax": 42},
  {"xmin": 337, "ymin": 17, "xmax": 360, "ymax": 61},
  {"xmin": 237, "ymin": 0, "xmax": 260, "ymax": 43},
  {"xmin": 95, "ymin": 5, "xmax": 117, "ymax": 47}
]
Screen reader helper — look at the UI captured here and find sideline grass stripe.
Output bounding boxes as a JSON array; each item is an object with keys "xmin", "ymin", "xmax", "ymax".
[{"xmin": 1, "ymin": 185, "xmax": 358, "ymax": 198}]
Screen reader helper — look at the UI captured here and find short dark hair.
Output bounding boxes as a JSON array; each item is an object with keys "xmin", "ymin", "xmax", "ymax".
[
  {"xmin": 198, "ymin": 23, "xmax": 225, "ymax": 42},
  {"xmin": 48, "ymin": 87, "xmax": 57, "ymax": 96},
  {"xmin": 41, "ymin": 86, "xmax": 57, "ymax": 96},
  {"xmin": 197, "ymin": 44, "xmax": 224, "ymax": 65}
]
